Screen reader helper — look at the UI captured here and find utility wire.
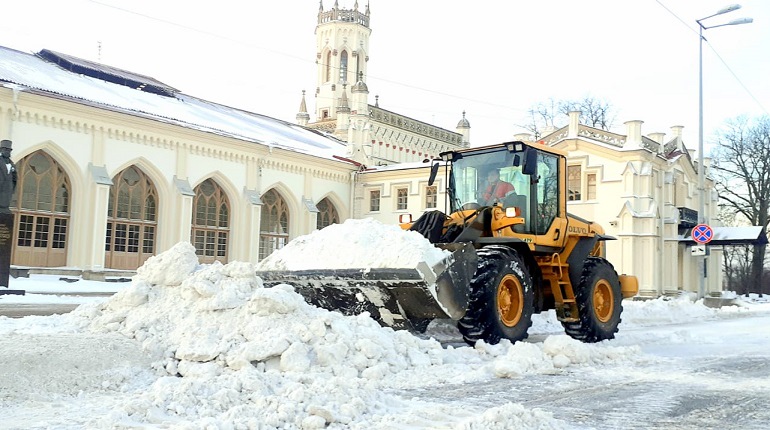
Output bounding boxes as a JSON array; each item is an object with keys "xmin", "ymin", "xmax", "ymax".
[
  {"xmin": 654, "ymin": 0, "xmax": 769, "ymax": 116},
  {"xmin": 87, "ymin": 0, "xmax": 528, "ymax": 119}
]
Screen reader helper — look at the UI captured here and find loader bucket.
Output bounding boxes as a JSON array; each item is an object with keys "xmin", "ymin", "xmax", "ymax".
[{"xmin": 256, "ymin": 242, "xmax": 478, "ymax": 331}]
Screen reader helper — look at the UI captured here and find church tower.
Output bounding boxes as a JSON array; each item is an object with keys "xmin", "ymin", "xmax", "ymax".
[{"xmin": 314, "ymin": 0, "xmax": 371, "ymax": 123}]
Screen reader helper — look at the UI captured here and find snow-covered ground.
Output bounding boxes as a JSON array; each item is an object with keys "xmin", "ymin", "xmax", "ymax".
[{"xmin": 1, "ymin": 219, "xmax": 769, "ymax": 429}]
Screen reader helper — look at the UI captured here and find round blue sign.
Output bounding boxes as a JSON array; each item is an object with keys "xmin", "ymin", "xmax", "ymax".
[{"xmin": 692, "ymin": 224, "xmax": 713, "ymax": 244}]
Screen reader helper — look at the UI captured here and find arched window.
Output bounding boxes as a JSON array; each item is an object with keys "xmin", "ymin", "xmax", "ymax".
[
  {"xmin": 105, "ymin": 166, "xmax": 158, "ymax": 269},
  {"xmin": 11, "ymin": 150, "xmax": 70, "ymax": 267},
  {"xmin": 325, "ymin": 51, "xmax": 332, "ymax": 83},
  {"xmin": 259, "ymin": 189, "xmax": 289, "ymax": 260},
  {"xmin": 191, "ymin": 178, "xmax": 230, "ymax": 264},
  {"xmin": 339, "ymin": 51, "xmax": 348, "ymax": 83},
  {"xmin": 316, "ymin": 197, "xmax": 339, "ymax": 230}
]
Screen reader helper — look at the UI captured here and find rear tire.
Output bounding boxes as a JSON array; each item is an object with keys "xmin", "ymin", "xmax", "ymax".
[
  {"xmin": 457, "ymin": 245, "xmax": 534, "ymax": 346},
  {"xmin": 562, "ymin": 257, "xmax": 622, "ymax": 342}
]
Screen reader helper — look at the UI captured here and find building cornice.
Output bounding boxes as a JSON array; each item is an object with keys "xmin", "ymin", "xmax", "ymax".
[{"xmin": 1, "ymin": 89, "xmax": 353, "ymax": 184}]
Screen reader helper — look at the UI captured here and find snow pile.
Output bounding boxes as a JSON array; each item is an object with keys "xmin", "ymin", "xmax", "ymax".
[
  {"xmin": 457, "ymin": 402, "xmax": 569, "ymax": 430},
  {"xmin": 67, "ymin": 241, "xmax": 640, "ymax": 428},
  {"xmin": 620, "ymin": 295, "xmax": 717, "ymax": 326},
  {"xmin": 256, "ymin": 218, "xmax": 450, "ymax": 270}
]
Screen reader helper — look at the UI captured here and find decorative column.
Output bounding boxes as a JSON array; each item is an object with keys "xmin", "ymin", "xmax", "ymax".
[
  {"xmin": 82, "ymin": 164, "xmax": 113, "ymax": 280},
  {"xmin": 173, "ymin": 177, "xmax": 195, "ymax": 248}
]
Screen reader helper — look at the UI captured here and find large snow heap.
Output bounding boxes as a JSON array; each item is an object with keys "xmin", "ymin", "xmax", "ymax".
[
  {"xmin": 256, "ymin": 218, "xmax": 449, "ymax": 270},
  {"xmin": 70, "ymin": 219, "xmax": 640, "ymax": 428}
]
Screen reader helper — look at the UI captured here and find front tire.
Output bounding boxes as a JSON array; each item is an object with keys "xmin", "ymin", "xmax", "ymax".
[
  {"xmin": 562, "ymin": 257, "xmax": 623, "ymax": 342},
  {"xmin": 457, "ymin": 245, "xmax": 534, "ymax": 346}
]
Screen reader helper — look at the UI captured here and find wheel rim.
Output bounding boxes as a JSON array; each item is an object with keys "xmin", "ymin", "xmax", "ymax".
[
  {"xmin": 593, "ymin": 279, "xmax": 614, "ymax": 323},
  {"xmin": 497, "ymin": 274, "xmax": 523, "ymax": 327}
]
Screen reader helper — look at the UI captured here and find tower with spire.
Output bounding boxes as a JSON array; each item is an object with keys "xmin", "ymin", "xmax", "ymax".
[
  {"xmin": 314, "ymin": 0, "xmax": 370, "ymax": 127},
  {"xmin": 299, "ymin": 1, "xmax": 469, "ymax": 166}
]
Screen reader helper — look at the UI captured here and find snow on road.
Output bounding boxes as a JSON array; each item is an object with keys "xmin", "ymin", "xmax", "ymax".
[{"xmin": 1, "ymin": 219, "xmax": 768, "ymax": 429}]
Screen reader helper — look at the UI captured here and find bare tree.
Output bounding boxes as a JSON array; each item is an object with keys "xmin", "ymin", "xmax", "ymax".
[
  {"xmin": 517, "ymin": 96, "xmax": 616, "ymax": 139},
  {"xmin": 519, "ymin": 98, "xmax": 561, "ymax": 140},
  {"xmin": 716, "ymin": 209, "xmax": 752, "ymax": 294},
  {"xmin": 711, "ymin": 115, "xmax": 770, "ymax": 297},
  {"xmin": 722, "ymin": 245, "xmax": 753, "ymax": 295},
  {"xmin": 558, "ymin": 96, "xmax": 616, "ymax": 130}
]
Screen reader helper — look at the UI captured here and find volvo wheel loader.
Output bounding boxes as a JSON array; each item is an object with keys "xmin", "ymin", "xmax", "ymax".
[{"xmin": 257, "ymin": 141, "xmax": 638, "ymax": 345}]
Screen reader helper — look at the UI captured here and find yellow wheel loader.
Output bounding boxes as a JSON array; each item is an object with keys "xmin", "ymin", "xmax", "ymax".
[{"xmin": 258, "ymin": 141, "xmax": 638, "ymax": 345}]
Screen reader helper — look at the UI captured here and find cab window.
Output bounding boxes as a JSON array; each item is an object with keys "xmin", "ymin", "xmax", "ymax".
[{"xmin": 536, "ymin": 152, "xmax": 559, "ymax": 234}]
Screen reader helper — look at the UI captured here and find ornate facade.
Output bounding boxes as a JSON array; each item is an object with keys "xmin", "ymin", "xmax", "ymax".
[
  {"xmin": 0, "ymin": 47, "xmax": 353, "ymax": 276},
  {"xmin": 299, "ymin": 1, "xmax": 470, "ymax": 166},
  {"xmin": 356, "ymin": 112, "xmax": 726, "ymax": 298}
]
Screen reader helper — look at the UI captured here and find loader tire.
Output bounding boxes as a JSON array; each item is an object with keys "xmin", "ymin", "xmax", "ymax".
[
  {"xmin": 457, "ymin": 245, "xmax": 534, "ymax": 346},
  {"xmin": 562, "ymin": 257, "xmax": 622, "ymax": 343}
]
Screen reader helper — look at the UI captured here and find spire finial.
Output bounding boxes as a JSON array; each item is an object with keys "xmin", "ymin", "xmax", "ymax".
[{"xmin": 299, "ymin": 90, "xmax": 308, "ymax": 113}]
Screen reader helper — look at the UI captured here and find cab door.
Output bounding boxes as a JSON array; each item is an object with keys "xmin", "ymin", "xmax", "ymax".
[{"xmin": 531, "ymin": 150, "xmax": 568, "ymax": 249}]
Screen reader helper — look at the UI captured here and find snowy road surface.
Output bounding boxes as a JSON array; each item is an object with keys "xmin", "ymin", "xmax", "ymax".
[
  {"xmin": 415, "ymin": 312, "xmax": 770, "ymax": 429},
  {"xmin": 3, "ymin": 226, "xmax": 768, "ymax": 428},
  {"xmin": 1, "ymin": 303, "xmax": 768, "ymax": 429}
]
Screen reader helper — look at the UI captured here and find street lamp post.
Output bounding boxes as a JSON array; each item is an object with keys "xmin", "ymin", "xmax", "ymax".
[{"xmin": 696, "ymin": 4, "xmax": 752, "ymax": 298}]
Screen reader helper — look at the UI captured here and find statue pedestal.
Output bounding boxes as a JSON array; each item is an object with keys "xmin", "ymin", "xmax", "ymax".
[{"xmin": 0, "ymin": 212, "xmax": 25, "ymax": 296}]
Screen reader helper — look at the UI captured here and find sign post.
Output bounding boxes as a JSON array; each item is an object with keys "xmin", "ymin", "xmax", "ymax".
[{"xmin": 692, "ymin": 223, "xmax": 713, "ymax": 299}]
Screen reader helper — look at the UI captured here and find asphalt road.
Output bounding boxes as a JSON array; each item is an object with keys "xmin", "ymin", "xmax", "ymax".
[
  {"xmin": 0, "ymin": 292, "xmax": 112, "ymax": 318},
  {"xmin": 0, "ymin": 303, "xmax": 81, "ymax": 318}
]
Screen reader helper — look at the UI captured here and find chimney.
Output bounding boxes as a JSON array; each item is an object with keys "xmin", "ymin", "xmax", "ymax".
[
  {"xmin": 513, "ymin": 132, "xmax": 533, "ymax": 141},
  {"xmin": 648, "ymin": 132, "xmax": 665, "ymax": 144},
  {"xmin": 670, "ymin": 125, "xmax": 684, "ymax": 139},
  {"xmin": 568, "ymin": 111, "xmax": 581, "ymax": 138},
  {"xmin": 624, "ymin": 120, "xmax": 644, "ymax": 147}
]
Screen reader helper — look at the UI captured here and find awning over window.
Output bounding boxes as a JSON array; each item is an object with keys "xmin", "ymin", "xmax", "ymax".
[{"xmin": 679, "ymin": 226, "xmax": 768, "ymax": 246}]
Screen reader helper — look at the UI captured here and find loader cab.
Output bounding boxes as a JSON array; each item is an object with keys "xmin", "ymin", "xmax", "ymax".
[{"xmin": 440, "ymin": 142, "xmax": 564, "ymax": 236}]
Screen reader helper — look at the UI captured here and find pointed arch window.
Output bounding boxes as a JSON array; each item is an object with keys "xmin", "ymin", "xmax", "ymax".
[
  {"xmin": 191, "ymin": 178, "xmax": 230, "ymax": 264},
  {"xmin": 259, "ymin": 189, "xmax": 289, "ymax": 259},
  {"xmin": 325, "ymin": 51, "xmax": 332, "ymax": 83},
  {"xmin": 316, "ymin": 197, "xmax": 339, "ymax": 230},
  {"xmin": 339, "ymin": 50, "xmax": 348, "ymax": 83},
  {"xmin": 12, "ymin": 150, "xmax": 71, "ymax": 267},
  {"xmin": 105, "ymin": 165, "xmax": 158, "ymax": 270}
]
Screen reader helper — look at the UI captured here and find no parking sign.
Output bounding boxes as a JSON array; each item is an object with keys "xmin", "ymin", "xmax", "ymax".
[{"xmin": 692, "ymin": 223, "xmax": 714, "ymax": 244}]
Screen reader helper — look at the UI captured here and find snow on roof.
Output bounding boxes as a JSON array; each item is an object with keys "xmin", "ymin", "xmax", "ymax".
[
  {"xmin": 362, "ymin": 159, "xmax": 438, "ymax": 173},
  {"xmin": 0, "ymin": 45, "xmax": 349, "ymax": 162},
  {"xmin": 679, "ymin": 226, "xmax": 768, "ymax": 246}
]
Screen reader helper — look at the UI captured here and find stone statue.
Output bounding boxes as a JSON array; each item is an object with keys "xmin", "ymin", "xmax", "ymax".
[{"xmin": 0, "ymin": 139, "xmax": 17, "ymax": 214}]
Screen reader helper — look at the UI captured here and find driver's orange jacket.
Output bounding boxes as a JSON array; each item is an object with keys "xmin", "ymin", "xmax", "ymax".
[{"xmin": 482, "ymin": 181, "xmax": 515, "ymax": 202}]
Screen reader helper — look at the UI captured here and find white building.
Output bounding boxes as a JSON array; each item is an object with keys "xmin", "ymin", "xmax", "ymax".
[
  {"xmin": 545, "ymin": 112, "xmax": 721, "ymax": 297},
  {"xmin": 356, "ymin": 113, "xmax": 731, "ymax": 298}
]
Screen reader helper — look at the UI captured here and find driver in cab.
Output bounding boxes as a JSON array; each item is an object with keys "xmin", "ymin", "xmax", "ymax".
[{"xmin": 479, "ymin": 169, "xmax": 515, "ymax": 206}]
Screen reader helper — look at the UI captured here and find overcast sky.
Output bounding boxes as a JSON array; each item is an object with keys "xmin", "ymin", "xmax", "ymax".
[{"xmin": 2, "ymin": 0, "xmax": 768, "ymax": 154}]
